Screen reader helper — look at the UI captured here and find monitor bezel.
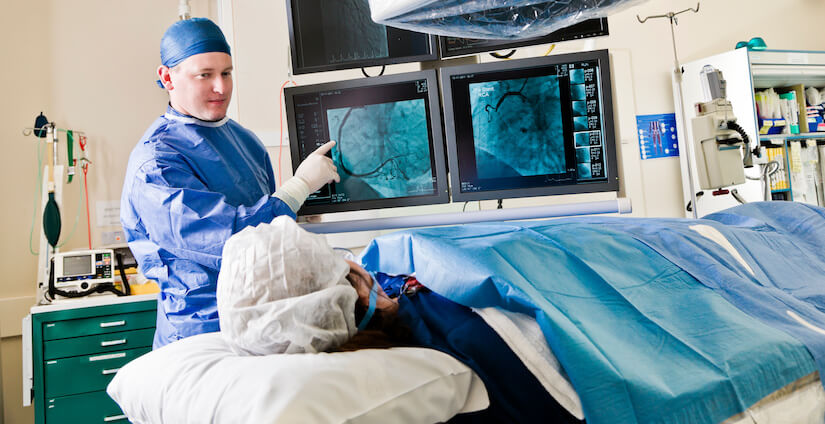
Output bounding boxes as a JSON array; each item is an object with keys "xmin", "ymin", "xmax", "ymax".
[
  {"xmin": 285, "ymin": 0, "xmax": 439, "ymax": 75},
  {"xmin": 438, "ymin": 18, "xmax": 609, "ymax": 59},
  {"xmin": 285, "ymin": 69, "xmax": 450, "ymax": 215},
  {"xmin": 440, "ymin": 49, "xmax": 619, "ymax": 202}
]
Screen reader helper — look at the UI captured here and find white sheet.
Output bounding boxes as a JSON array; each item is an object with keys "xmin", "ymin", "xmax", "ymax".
[{"xmin": 473, "ymin": 306, "xmax": 583, "ymax": 419}]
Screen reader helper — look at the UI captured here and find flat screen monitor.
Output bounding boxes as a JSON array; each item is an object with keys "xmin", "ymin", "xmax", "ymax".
[
  {"xmin": 286, "ymin": 0, "xmax": 438, "ymax": 75},
  {"xmin": 439, "ymin": 18, "xmax": 609, "ymax": 59},
  {"xmin": 285, "ymin": 70, "xmax": 449, "ymax": 215},
  {"xmin": 440, "ymin": 49, "xmax": 619, "ymax": 202}
]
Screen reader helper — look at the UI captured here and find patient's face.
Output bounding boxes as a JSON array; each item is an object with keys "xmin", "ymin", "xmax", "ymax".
[{"xmin": 345, "ymin": 260, "xmax": 399, "ymax": 315}]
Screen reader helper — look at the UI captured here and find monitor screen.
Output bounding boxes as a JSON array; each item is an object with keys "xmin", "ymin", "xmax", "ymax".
[
  {"xmin": 286, "ymin": 0, "xmax": 438, "ymax": 75},
  {"xmin": 441, "ymin": 49, "xmax": 618, "ymax": 202},
  {"xmin": 63, "ymin": 255, "xmax": 91, "ymax": 276},
  {"xmin": 439, "ymin": 18, "xmax": 609, "ymax": 59},
  {"xmin": 285, "ymin": 70, "xmax": 449, "ymax": 215}
]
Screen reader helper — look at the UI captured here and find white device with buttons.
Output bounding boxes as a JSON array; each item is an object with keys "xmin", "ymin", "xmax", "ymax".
[{"xmin": 52, "ymin": 249, "xmax": 115, "ymax": 291}]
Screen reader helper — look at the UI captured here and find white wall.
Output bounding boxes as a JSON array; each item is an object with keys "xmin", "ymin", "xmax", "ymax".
[{"xmin": 1, "ymin": 3, "xmax": 216, "ymax": 423}]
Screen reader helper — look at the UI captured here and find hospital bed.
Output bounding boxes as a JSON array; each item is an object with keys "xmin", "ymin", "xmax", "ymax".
[{"xmin": 108, "ymin": 201, "xmax": 825, "ymax": 423}]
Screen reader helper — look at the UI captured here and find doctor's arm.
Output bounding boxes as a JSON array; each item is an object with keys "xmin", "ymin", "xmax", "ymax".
[
  {"xmin": 273, "ymin": 140, "xmax": 340, "ymax": 212},
  {"xmin": 128, "ymin": 158, "xmax": 297, "ymax": 267}
]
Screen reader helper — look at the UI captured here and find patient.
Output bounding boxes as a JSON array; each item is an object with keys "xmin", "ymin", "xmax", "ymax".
[
  {"xmin": 216, "ymin": 215, "xmax": 407, "ymax": 355},
  {"xmin": 216, "ymin": 216, "xmax": 582, "ymax": 423}
]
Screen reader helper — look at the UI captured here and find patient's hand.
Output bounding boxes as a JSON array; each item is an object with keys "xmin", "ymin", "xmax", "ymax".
[{"xmin": 345, "ymin": 260, "xmax": 399, "ymax": 316}]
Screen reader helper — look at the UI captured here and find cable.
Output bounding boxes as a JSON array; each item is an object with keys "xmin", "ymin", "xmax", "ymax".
[
  {"xmin": 685, "ymin": 191, "xmax": 704, "ymax": 213},
  {"xmin": 28, "ymin": 136, "xmax": 45, "ymax": 255},
  {"xmin": 543, "ymin": 44, "xmax": 556, "ymax": 56},
  {"xmin": 730, "ymin": 188, "xmax": 746, "ymax": 204},
  {"xmin": 82, "ymin": 161, "xmax": 92, "ymax": 249},
  {"xmin": 490, "ymin": 50, "xmax": 516, "ymax": 60},
  {"xmin": 116, "ymin": 252, "xmax": 132, "ymax": 296},
  {"xmin": 361, "ymin": 66, "xmax": 386, "ymax": 78}
]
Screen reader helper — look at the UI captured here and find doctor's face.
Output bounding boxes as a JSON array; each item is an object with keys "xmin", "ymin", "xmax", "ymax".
[{"xmin": 159, "ymin": 52, "xmax": 233, "ymax": 121}]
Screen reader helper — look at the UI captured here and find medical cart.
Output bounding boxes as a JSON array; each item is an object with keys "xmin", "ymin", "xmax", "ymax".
[{"xmin": 23, "ymin": 295, "xmax": 157, "ymax": 424}]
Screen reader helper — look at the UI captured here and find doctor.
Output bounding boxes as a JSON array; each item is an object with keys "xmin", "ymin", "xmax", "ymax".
[{"xmin": 121, "ymin": 17, "xmax": 339, "ymax": 349}]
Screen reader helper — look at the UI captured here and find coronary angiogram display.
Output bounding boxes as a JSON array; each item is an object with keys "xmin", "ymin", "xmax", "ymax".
[
  {"xmin": 326, "ymin": 99, "xmax": 434, "ymax": 201},
  {"xmin": 320, "ymin": 0, "xmax": 389, "ymax": 63},
  {"xmin": 469, "ymin": 76, "xmax": 565, "ymax": 179}
]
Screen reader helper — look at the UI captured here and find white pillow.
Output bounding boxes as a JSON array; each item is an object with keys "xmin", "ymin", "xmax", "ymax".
[{"xmin": 107, "ymin": 332, "xmax": 489, "ymax": 424}]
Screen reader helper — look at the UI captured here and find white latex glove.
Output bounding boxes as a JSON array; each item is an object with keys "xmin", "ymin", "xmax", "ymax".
[{"xmin": 294, "ymin": 140, "xmax": 341, "ymax": 193}]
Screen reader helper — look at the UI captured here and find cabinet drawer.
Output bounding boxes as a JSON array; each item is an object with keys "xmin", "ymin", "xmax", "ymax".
[
  {"xmin": 44, "ymin": 328, "xmax": 155, "ymax": 360},
  {"xmin": 43, "ymin": 310, "xmax": 156, "ymax": 341},
  {"xmin": 46, "ymin": 390, "xmax": 128, "ymax": 424},
  {"xmin": 45, "ymin": 347, "xmax": 151, "ymax": 398}
]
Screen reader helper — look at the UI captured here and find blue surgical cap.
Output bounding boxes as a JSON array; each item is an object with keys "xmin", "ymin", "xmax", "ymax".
[{"xmin": 160, "ymin": 17, "xmax": 230, "ymax": 68}]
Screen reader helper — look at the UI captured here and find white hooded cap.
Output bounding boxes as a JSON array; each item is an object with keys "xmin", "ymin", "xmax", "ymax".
[{"xmin": 217, "ymin": 216, "xmax": 358, "ymax": 355}]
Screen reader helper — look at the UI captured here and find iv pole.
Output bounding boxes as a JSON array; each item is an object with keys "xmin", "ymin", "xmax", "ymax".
[{"xmin": 637, "ymin": 3, "xmax": 701, "ymax": 218}]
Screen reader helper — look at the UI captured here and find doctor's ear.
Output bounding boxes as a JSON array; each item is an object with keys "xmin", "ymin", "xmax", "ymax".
[{"xmin": 157, "ymin": 65, "xmax": 173, "ymax": 90}]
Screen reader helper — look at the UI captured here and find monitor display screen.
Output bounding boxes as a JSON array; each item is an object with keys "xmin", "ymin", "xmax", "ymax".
[
  {"xmin": 441, "ymin": 49, "xmax": 618, "ymax": 201},
  {"xmin": 439, "ymin": 18, "xmax": 608, "ymax": 58},
  {"xmin": 63, "ymin": 255, "xmax": 91, "ymax": 276},
  {"xmin": 286, "ymin": 0, "xmax": 438, "ymax": 75},
  {"xmin": 285, "ymin": 70, "xmax": 449, "ymax": 215}
]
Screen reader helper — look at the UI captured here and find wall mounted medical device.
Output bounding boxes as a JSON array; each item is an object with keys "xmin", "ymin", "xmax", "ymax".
[{"xmin": 691, "ymin": 66, "xmax": 753, "ymax": 190}]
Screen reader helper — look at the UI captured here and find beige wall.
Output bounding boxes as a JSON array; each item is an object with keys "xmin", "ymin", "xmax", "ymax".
[
  {"xmin": 2, "ymin": 0, "xmax": 824, "ymax": 423},
  {"xmin": 1, "ymin": 2, "xmax": 215, "ymax": 423}
]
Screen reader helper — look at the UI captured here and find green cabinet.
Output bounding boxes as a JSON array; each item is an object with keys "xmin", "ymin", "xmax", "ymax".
[{"xmin": 30, "ymin": 298, "xmax": 157, "ymax": 424}]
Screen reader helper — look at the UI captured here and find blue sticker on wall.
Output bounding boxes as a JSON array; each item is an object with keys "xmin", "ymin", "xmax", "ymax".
[{"xmin": 636, "ymin": 113, "xmax": 679, "ymax": 160}]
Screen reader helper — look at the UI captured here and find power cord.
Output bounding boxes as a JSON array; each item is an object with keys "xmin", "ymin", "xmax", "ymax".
[{"xmin": 361, "ymin": 66, "xmax": 386, "ymax": 78}]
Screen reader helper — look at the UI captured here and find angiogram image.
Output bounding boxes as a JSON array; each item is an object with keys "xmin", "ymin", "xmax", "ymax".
[
  {"xmin": 576, "ymin": 147, "xmax": 592, "ymax": 179},
  {"xmin": 570, "ymin": 69, "xmax": 585, "ymax": 84},
  {"xmin": 326, "ymin": 99, "xmax": 434, "ymax": 201},
  {"xmin": 571, "ymin": 84, "xmax": 586, "ymax": 101},
  {"xmin": 320, "ymin": 0, "xmax": 389, "ymax": 63},
  {"xmin": 469, "ymin": 76, "xmax": 565, "ymax": 179}
]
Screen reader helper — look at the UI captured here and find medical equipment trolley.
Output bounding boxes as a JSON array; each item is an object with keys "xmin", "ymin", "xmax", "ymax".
[{"xmin": 23, "ymin": 295, "xmax": 157, "ymax": 424}]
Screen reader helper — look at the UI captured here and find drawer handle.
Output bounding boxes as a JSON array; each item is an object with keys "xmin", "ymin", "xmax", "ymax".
[
  {"xmin": 99, "ymin": 320, "xmax": 126, "ymax": 328},
  {"xmin": 102, "ymin": 368, "xmax": 122, "ymax": 375},
  {"xmin": 89, "ymin": 352, "xmax": 127, "ymax": 362},
  {"xmin": 104, "ymin": 414, "xmax": 127, "ymax": 422},
  {"xmin": 101, "ymin": 339, "xmax": 127, "ymax": 347}
]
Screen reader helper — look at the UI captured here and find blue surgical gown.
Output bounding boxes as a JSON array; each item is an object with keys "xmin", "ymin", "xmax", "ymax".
[{"xmin": 121, "ymin": 106, "xmax": 296, "ymax": 348}]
